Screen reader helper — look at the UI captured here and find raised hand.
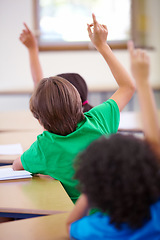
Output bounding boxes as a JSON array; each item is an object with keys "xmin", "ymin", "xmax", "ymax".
[
  {"xmin": 128, "ymin": 41, "xmax": 160, "ymax": 150},
  {"xmin": 128, "ymin": 41, "xmax": 150, "ymax": 83},
  {"xmin": 19, "ymin": 23, "xmax": 38, "ymax": 50},
  {"xmin": 19, "ymin": 23, "xmax": 43, "ymax": 86},
  {"xmin": 86, "ymin": 14, "xmax": 135, "ymax": 112},
  {"xmin": 87, "ymin": 13, "xmax": 108, "ymax": 49}
]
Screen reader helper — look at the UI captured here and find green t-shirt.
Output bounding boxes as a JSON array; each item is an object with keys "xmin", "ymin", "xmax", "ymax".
[{"xmin": 21, "ymin": 99, "xmax": 120, "ymax": 203}]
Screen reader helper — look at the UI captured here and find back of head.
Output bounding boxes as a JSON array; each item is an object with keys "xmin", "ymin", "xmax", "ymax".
[
  {"xmin": 57, "ymin": 73, "xmax": 93, "ymax": 112},
  {"xmin": 30, "ymin": 76, "xmax": 84, "ymax": 135},
  {"xmin": 75, "ymin": 134, "xmax": 160, "ymax": 229}
]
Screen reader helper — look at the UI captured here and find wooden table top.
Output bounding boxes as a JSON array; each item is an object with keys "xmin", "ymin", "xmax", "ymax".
[
  {"xmin": 0, "ymin": 130, "xmax": 42, "ymax": 163},
  {"xmin": 0, "ymin": 175, "xmax": 73, "ymax": 215},
  {"xmin": 0, "ymin": 212, "xmax": 70, "ymax": 240}
]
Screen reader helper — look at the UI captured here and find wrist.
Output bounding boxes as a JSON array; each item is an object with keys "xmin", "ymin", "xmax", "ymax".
[
  {"xmin": 135, "ymin": 77, "xmax": 150, "ymax": 88},
  {"xmin": 135, "ymin": 79, "xmax": 151, "ymax": 96},
  {"xmin": 28, "ymin": 46, "xmax": 39, "ymax": 53},
  {"xmin": 95, "ymin": 42, "xmax": 110, "ymax": 53}
]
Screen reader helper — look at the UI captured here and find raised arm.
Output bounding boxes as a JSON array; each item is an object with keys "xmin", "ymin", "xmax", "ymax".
[
  {"xmin": 128, "ymin": 41, "xmax": 160, "ymax": 152},
  {"xmin": 87, "ymin": 14, "xmax": 135, "ymax": 112},
  {"xmin": 19, "ymin": 23, "xmax": 43, "ymax": 87}
]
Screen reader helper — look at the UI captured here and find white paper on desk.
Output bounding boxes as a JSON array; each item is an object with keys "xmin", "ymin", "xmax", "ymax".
[
  {"xmin": 0, "ymin": 143, "xmax": 23, "ymax": 155},
  {"xmin": 0, "ymin": 167, "xmax": 32, "ymax": 180}
]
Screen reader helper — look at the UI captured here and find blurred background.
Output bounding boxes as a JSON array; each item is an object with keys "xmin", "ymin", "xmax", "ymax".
[{"xmin": 0, "ymin": 0, "xmax": 160, "ymax": 112}]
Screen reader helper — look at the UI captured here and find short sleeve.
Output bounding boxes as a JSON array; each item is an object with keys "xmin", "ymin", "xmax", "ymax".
[
  {"xmin": 70, "ymin": 219, "xmax": 85, "ymax": 239},
  {"xmin": 21, "ymin": 141, "xmax": 46, "ymax": 174},
  {"xmin": 85, "ymin": 99, "xmax": 120, "ymax": 134}
]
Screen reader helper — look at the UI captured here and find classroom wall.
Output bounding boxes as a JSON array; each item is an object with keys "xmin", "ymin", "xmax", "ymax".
[{"xmin": 0, "ymin": 0, "xmax": 160, "ymax": 110}]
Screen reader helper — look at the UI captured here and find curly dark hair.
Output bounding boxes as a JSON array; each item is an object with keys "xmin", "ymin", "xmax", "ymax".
[{"xmin": 75, "ymin": 134, "xmax": 160, "ymax": 229}]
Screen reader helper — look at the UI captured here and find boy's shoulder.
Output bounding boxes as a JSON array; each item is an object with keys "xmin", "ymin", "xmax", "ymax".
[{"xmin": 85, "ymin": 99, "xmax": 119, "ymax": 116}]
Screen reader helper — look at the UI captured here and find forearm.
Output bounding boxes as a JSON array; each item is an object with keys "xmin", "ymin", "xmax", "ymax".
[
  {"xmin": 97, "ymin": 43, "xmax": 134, "ymax": 90},
  {"xmin": 66, "ymin": 194, "xmax": 89, "ymax": 233},
  {"xmin": 96, "ymin": 43, "xmax": 135, "ymax": 111},
  {"xmin": 136, "ymin": 79, "xmax": 160, "ymax": 145},
  {"xmin": 87, "ymin": 14, "xmax": 135, "ymax": 112},
  {"xmin": 28, "ymin": 48, "xmax": 43, "ymax": 87},
  {"xmin": 19, "ymin": 23, "xmax": 43, "ymax": 86}
]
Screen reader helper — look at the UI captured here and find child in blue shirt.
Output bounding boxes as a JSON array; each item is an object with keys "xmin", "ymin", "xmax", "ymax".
[{"xmin": 67, "ymin": 41, "xmax": 160, "ymax": 239}]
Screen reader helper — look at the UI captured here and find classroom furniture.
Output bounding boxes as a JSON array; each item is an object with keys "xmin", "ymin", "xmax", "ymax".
[
  {"xmin": 0, "ymin": 174, "xmax": 74, "ymax": 219},
  {"xmin": 0, "ymin": 130, "xmax": 42, "ymax": 164},
  {"xmin": 119, "ymin": 112, "xmax": 143, "ymax": 132},
  {"xmin": 0, "ymin": 89, "xmax": 33, "ymax": 95},
  {"xmin": 0, "ymin": 212, "xmax": 70, "ymax": 240},
  {"xmin": 1, "ymin": 109, "xmax": 160, "ymax": 133},
  {"xmin": 119, "ymin": 111, "xmax": 160, "ymax": 132},
  {"xmin": 0, "ymin": 110, "xmax": 42, "ymax": 132}
]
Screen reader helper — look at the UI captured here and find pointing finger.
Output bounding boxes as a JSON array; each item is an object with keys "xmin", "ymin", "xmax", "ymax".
[
  {"xmin": 23, "ymin": 23, "xmax": 30, "ymax": 33},
  {"xmin": 92, "ymin": 13, "xmax": 98, "ymax": 29},
  {"xmin": 128, "ymin": 40, "xmax": 134, "ymax": 57}
]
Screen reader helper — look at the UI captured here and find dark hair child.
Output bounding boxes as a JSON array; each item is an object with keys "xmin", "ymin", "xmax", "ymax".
[
  {"xmin": 19, "ymin": 25, "xmax": 92, "ymax": 112},
  {"xmin": 67, "ymin": 41, "xmax": 160, "ymax": 239}
]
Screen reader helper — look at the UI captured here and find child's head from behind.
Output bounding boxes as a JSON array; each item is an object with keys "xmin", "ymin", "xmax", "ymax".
[
  {"xmin": 75, "ymin": 134, "xmax": 160, "ymax": 229},
  {"xmin": 57, "ymin": 73, "xmax": 92, "ymax": 112},
  {"xmin": 30, "ymin": 76, "xmax": 84, "ymax": 135}
]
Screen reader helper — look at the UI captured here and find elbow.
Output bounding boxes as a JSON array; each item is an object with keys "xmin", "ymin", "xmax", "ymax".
[
  {"xmin": 121, "ymin": 80, "xmax": 136, "ymax": 99},
  {"xmin": 128, "ymin": 81, "xmax": 136, "ymax": 98},
  {"xmin": 130, "ymin": 81, "xmax": 136, "ymax": 93}
]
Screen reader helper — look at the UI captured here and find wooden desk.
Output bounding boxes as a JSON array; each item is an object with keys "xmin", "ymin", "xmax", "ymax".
[
  {"xmin": 0, "ymin": 176, "xmax": 73, "ymax": 218},
  {"xmin": 119, "ymin": 111, "xmax": 160, "ymax": 132},
  {"xmin": 0, "ymin": 212, "xmax": 70, "ymax": 240},
  {"xmin": 0, "ymin": 110, "xmax": 42, "ymax": 132},
  {"xmin": 0, "ymin": 131, "xmax": 42, "ymax": 164}
]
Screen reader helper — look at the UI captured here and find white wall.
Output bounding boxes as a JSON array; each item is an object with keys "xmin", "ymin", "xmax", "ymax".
[
  {"xmin": 0, "ymin": 0, "xmax": 33, "ymax": 91},
  {"xmin": 0, "ymin": 0, "xmax": 160, "ymax": 94}
]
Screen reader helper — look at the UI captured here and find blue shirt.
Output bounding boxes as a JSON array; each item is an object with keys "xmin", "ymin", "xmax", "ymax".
[{"xmin": 70, "ymin": 200, "xmax": 160, "ymax": 240}]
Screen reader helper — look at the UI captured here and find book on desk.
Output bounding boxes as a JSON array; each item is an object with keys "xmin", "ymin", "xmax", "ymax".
[{"xmin": 0, "ymin": 167, "xmax": 32, "ymax": 180}]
